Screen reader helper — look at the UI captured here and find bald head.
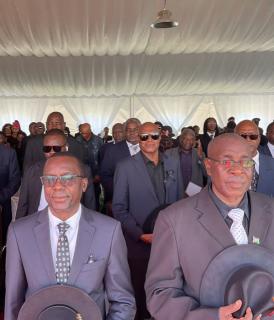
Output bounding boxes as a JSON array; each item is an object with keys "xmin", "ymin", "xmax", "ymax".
[
  {"xmin": 139, "ymin": 122, "xmax": 160, "ymax": 134},
  {"xmin": 79, "ymin": 123, "xmax": 92, "ymax": 141},
  {"xmin": 234, "ymin": 120, "xmax": 260, "ymax": 157},
  {"xmin": 207, "ymin": 133, "xmax": 252, "ymax": 159}
]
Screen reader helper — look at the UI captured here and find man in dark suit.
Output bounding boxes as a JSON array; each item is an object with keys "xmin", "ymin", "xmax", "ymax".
[
  {"xmin": 5, "ymin": 153, "xmax": 136, "ymax": 320},
  {"xmin": 199, "ymin": 117, "xmax": 220, "ymax": 156},
  {"xmin": 23, "ymin": 112, "xmax": 86, "ymax": 172},
  {"xmin": 259, "ymin": 121, "xmax": 274, "ymax": 157},
  {"xmin": 16, "ymin": 129, "xmax": 95, "ymax": 219},
  {"xmin": 0, "ymin": 145, "xmax": 21, "ymax": 244},
  {"xmin": 100, "ymin": 118, "xmax": 141, "ymax": 206},
  {"xmin": 235, "ymin": 120, "xmax": 274, "ymax": 197},
  {"xmin": 145, "ymin": 133, "xmax": 272, "ymax": 320},
  {"xmin": 166, "ymin": 128, "xmax": 206, "ymax": 195},
  {"xmin": 112, "ymin": 122, "xmax": 183, "ymax": 320}
]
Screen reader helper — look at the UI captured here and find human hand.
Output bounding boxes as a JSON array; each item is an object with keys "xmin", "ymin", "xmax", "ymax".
[
  {"xmin": 140, "ymin": 234, "xmax": 153, "ymax": 244},
  {"xmin": 219, "ymin": 300, "xmax": 261, "ymax": 320}
]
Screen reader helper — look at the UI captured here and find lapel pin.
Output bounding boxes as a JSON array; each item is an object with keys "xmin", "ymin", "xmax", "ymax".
[
  {"xmin": 87, "ymin": 255, "xmax": 96, "ymax": 264},
  {"xmin": 252, "ymin": 236, "xmax": 260, "ymax": 245}
]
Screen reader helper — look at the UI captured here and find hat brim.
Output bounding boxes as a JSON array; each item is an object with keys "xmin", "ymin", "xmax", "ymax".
[
  {"xmin": 200, "ymin": 244, "xmax": 274, "ymax": 307},
  {"xmin": 18, "ymin": 285, "xmax": 102, "ymax": 320}
]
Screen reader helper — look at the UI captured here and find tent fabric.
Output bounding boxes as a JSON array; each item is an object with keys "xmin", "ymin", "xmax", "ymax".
[
  {"xmin": 1, "ymin": 96, "xmax": 273, "ymax": 135},
  {"xmin": 0, "ymin": 0, "xmax": 274, "ymax": 131}
]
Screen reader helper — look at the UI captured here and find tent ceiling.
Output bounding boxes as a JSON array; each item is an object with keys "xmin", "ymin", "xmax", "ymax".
[{"xmin": 0, "ymin": 0, "xmax": 274, "ymax": 97}]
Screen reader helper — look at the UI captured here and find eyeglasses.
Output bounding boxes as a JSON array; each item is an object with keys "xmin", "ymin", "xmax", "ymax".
[
  {"xmin": 207, "ymin": 157, "xmax": 255, "ymax": 169},
  {"xmin": 139, "ymin": 133, "xmax": 160, "ymax": 141},
  {"xmin": 42, "ymin": 145, "xmax": 65, "ymax": 153},
  {"xmin": 40, "ymin": 174, "xmax": 83, "ymax": 187},
  {"xmin": 240, "ymin": 134, "xmax": 259, "ymax": 140}
]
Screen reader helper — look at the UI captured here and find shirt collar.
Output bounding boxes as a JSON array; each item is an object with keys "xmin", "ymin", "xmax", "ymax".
[
  {"xmin": 48, "ymin": 205, "xmax": 82, "ymax": 233},
  {"xmin": 208, "ymin": 185, "xmax": 249, "ymax": 220}
]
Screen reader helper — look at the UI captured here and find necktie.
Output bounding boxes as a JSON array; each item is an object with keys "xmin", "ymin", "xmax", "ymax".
[
  {"xmin": 250, "ymin": 168, "xmax": 259, "ymax": 192},
  {"xmin": 228, "ymin": 208, "xmax": 248, "ymax": 245},
  {"xmin": 56, "ymin": 222, "xmax": 70, "ymax": 284}
]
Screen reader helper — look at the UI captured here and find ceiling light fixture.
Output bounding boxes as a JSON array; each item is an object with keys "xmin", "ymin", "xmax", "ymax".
[{"xmin": 151, "ymin": 0, "xmax": 179, "ymax": 29}]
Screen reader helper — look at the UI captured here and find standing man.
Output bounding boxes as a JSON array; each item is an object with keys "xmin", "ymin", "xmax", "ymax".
[
  {"xmin": 76, "ymin": 123, "xmax": 103, "ymax": 210},
  {"xmin": 259, "ymin": 121, "xmax": 274, "ymax": 157},
  {"xmin": 100, "ymin": 118, "xmax": 141, "ymax": 207},
  {"xmin": 16, "ymin": 129, "xmax": 95, "ymax": 219},
  {"xmin": 112, "ymin": 122, "xmax": 183, "ymax": 320},
  {"xmin": 5, "ymin": 153, "xmax": 136, "ymax": 320},
  {"xmin": 166, "ymin": 128, "xmax": 206, "ymax": 196},
  {"xmin": 145, "ymin": 134, "xmax": 274, "ymax": 320},
  {"xmin": 199, "ymin": 117, "xmax": 220, "ymax": 156},
  {"xmin": 235, "ymin": 120, "xmax": 274, "ymax": 197},
  {"xmin": 23, "ymin": 112, "xmax": 86, "ymax": 172},
  {"xmin": 0, "ymin": 144, "xmax": 21, "ymax": 245}
]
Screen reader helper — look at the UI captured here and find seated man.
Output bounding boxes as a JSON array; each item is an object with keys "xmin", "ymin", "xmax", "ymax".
[
  {"xmin": 5, "ymin": 153, "xmax": 136, "ymax": 320},
  {"xmin": 16, "ymin": 129, "xmax": 95, "ymax": 219},
  {"xmin": 145, "ymin": 133, "xmax": 274, "ymax": 320}
]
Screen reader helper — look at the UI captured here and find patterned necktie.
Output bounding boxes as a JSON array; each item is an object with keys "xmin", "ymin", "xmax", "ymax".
[
  {"xmin": 56, "ymin": 222, "xmax": 70, "ymax": 284},
  {"xmin": 250, "ymin": 168, "xmax": 259, "ymax": 191},
  {"xmin": 228, "ymin": 208, "xmax": 248, "ymax": 245}
]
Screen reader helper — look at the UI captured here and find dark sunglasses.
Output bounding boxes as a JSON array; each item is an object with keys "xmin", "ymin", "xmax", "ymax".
[
  {"xmin": 139, "ymin": 133, "xmax": 160, "ymax": 141},
  {"xmin": 240, "ymin": 134, "xmax": 259, "ymax": 140},
  {"xmin": 42, "ymin": 145, "xmax": 64, "ymax": 153}
]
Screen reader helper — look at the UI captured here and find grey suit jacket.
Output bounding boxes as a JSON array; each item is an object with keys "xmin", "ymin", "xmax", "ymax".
[
  {"xmin": 112, "ymin": 151, "xmax": 183, "ymax": 243},
  {"xmin": 257, "ymin": 153, "xmax": 274, "ymax": 197},
  {"xmin": 166, "ymin": 147, "xmax": 206, "ymax": 191},
  {"xmin": 145, "ymin": 188, "xmax": 274, "ymax": 320},
  {"xmin": 5, "ymin": 206, "xmax": 136, "ymax": 320},
  {"xmin": 16, "ymin": 160, "xmax": 96, "ymax": 219}
]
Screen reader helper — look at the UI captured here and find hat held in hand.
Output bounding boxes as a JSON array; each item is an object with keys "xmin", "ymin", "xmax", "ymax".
[{"xmin": 200, "ymin": 244, "xmax": 274, "ymax": 318}]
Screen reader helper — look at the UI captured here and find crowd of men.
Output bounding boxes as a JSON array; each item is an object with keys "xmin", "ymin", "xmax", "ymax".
[{"xmin": 1, "ymin": 112, "xmax": 274, "ymax": 320}]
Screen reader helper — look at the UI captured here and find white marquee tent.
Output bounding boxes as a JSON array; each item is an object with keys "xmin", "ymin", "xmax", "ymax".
[{"xmin": 0, "ymin": 0, "xmax": 274, "ymax": 134}]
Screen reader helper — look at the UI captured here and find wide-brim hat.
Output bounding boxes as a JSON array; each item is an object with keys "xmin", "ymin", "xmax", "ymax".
[
  {"xmin": 18, "ymin": 285, "xmax": 102, "ymax": 320},
  {"xmin": 200, "ymin": 244, "xmax": 274, "ymax": 318}
]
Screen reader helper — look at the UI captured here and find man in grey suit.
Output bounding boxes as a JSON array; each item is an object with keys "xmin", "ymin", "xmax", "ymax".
[
  {"xmin": 166, "ymin": 128, "xmax": 206, "ymax": 196},
  {"xmin": 112, "ymin": 122, "xmax": 183, "ymax": 320},
  {"xmin": 5, "ymin": 153, "xmax": 136, "ymax": 320},
  {"xmin": 235, "ymin": 120, "xmax": 274, "ymax": 197},
  {"xmin": 145, "ymin": 133, "xmax": 271, "ymax": 320}
]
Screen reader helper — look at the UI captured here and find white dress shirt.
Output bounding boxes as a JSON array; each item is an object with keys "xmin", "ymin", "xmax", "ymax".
[
  {"xmin": 267, "ymin": 142, "xmax": 274, "ymax": 158},
  {"xmin": 48, "ymin": 205, "xmax": 81, "ymax": 270},
  {"xmin": 38, "ymin": 186, "xmax": 48, "ymax": 211},
  {"xmin": 126, "ymin": 141, "xmax": 140, "ymax": 156},
  {"xmin": 253, "ymin": 151, "xmax": 260, "ymax": 174}
]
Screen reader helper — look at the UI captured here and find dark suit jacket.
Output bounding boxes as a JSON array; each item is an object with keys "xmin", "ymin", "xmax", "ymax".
[
  {"xmin": 199, "ymin": 133, "xmax": 219, "ymax": 157},
  {"xmin": 16, "ymin": 160, "xmax": 96, "ymax": 219},
  {"xmin": 166, "ymin": 147, "xmax": 206, "ymax": 193},
  {"xmin": 5, "ymin": 206, "xmax": 136, "ymax": 320},
  {"xmin": 112, "ymin": 151, "xmax": 183, "ymax": 258},
  {"xmin": 258, "ymin": 144, "xmax": 272, "ymax": 157},
  {"xmin": 145, "ymin": 189, "xmax": 274, "ymax": 320},
  {"xmin": 23, "ymin": 135, "xmax": 86, "ymax": 172},
  {"xmin": 100, "ymin": 140, "xmax": 131, "ymax": 201},
  {"xmin": 0, "ymin": 145, "xmax": 21, "ymax": 242},
  {"xmin": 257, "ymin": 153, "xmax": 274, "ymax": 197}
]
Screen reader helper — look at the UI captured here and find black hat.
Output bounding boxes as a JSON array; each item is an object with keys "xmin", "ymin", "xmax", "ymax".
[
  {"xmin": 227, "ymin": 116, "xmax": 235, "ymax": 122},
  {"xmin": 18, "ymin": 285, "xmax": 102, "ymax": 320},
  {"xmin": 200, "ymin": 244, "xmax": 274, "ymax": 318}
]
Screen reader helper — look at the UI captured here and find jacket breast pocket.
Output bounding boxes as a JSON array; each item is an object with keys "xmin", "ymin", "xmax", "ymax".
[{"xmin": 76, "ymin": 259, "xmax": 107, "ymax": 293}]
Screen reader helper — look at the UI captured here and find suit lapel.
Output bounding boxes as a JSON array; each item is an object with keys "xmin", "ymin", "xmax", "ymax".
[
  {"xmin": 196, "ymin": 189, "xmax": 235, "ymax": 248},
  {"xmin": 68, "ymin": 207, "xmax": 96, "ymax": 285},
  {"xmin": 33, "ymin": 208, "xmax": 56, "ymax": 283},
  {"xmin": 132, "ymin": 152, "xmax": 158, "ymax": 202},
  {"xmin": 248, "ymin": 192, "xmax": 272, "ymax": 245}
]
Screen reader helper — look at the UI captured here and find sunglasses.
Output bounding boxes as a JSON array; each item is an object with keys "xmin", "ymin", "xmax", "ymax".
[
  {"xmin": 208, "ymin": 157, "xmax": 255, "ymax": 169},
  {"xmin": 139, "ymin": 133, "xmax": 160, "ymax": 141},
  {"xmin": 40, "ymin": 174, "xmax": 83, "ymax": 187},
  {"xmin": 240, "ymin": 134, "xmax": 259, "ymax": 140},
  {"xmin": 42, "ymin": 145, "xmax": 64, "ymax": 153}
]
